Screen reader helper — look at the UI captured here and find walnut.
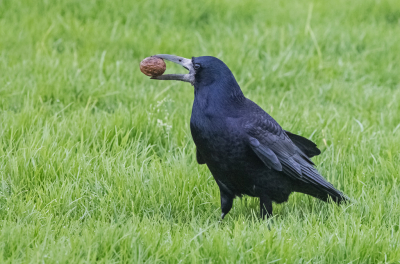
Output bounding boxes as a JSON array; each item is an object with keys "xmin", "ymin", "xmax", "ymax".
[{"xmin": 140, "ymin": 56, "xmax": 166, "ymax": 77}]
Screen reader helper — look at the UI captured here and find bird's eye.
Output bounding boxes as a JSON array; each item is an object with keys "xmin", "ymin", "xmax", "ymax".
[{"xmin": 194, "ymin": 63, "xmax": 201, "ymax": 70}]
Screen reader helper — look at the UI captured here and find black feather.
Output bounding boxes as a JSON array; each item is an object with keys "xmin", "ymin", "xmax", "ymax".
[
  {"xmin": 285, "ymin": 131, "xmax": 321, "ymax": 158},
  {"xmin": 196, "ymin": 148, "xmax": 206, "ymax": 164},
  {"xmin": 249, "ymin": 137, "xmax": 282, "ymax": 171}
]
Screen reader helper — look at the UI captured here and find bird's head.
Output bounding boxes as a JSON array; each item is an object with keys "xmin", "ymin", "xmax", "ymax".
[
  {"xmin": 151, "ymin": 54, "xmax": 245, "ymax": 105},
  {"xmin": 151, "ymin": 54, "xmax": 240, "ymax": 89}
]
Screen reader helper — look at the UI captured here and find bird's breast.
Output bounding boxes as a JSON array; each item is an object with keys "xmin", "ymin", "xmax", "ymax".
[{"xmin": 190, "ymin": 107, "xmax": 248, "ymax": 166}]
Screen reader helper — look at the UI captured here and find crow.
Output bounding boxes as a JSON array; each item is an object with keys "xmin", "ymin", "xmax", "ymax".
[{"xmin": 151, "ymin": 54, "xmax": 348, "ymax": 219}]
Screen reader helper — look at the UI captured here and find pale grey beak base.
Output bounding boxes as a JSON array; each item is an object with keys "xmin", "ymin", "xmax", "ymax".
[{"xmin": 150, "ymin": 54, "xmax": 195, "ymax": 85}]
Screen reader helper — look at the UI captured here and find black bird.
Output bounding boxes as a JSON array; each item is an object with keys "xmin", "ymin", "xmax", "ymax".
[{"xmin": 151, "ymin": 54, "xmax": 348, "ymax": 219}]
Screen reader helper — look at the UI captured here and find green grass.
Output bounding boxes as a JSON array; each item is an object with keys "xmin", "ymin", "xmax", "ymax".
[{"xmin": 1, "ymin": 0, "xmax": 400, "ymax": 262}]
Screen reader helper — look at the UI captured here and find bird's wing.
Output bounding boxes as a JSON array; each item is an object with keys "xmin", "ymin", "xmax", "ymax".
[
  {"xmin": 244, "ymin": 115, "xmax": 340, "ymax": 193},
  {"xmin": 196, "ymin": 148, "xmax": 206, "ymax": 164},
  {"xmin": 284, "ymin": 130, "xmax": 321, "ymax": 158},
  {"xmin": 248, "ymin": 137, "xmax": 282, "ymax": 171}
]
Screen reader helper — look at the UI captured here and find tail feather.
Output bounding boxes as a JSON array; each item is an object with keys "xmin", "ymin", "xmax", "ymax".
[
  {"xmin": 285, "ymin": 131, "xmax": 321, "ymax": 158},
  {"xmin": 296, "ymin": 163, "xmax": 349, "ymax": 204}
]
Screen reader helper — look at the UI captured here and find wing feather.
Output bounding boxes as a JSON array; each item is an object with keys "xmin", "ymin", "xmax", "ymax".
[
  {"xmin": 249, "ymin": 137, "xmax": 282, "ymax": 171},
  {"xmin": 244, "ymin": 111, "xmax": 346, "ymax": 199}
]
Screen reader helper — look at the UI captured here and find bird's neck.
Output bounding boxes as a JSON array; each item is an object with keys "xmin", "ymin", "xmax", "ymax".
[{"xmin": 193, "ymin": 79, "xmax": 245, "ymax": 115}]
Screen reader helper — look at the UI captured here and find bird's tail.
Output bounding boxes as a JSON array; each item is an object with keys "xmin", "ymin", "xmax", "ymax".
[
  {"xmin": 295, "ymin": 182, "xmax": 349, "ymax": 204},
  {"xmin": 294, "ymin": 164, "xmax": 350, "ymax": 204},
  {"xmin": 324, "ymin": 188, "xmax": 349, "ymax": 204}
]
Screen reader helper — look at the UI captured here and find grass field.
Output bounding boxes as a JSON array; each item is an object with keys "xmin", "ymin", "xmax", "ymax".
[{"xmin": 1, "ymin": 0, "xmax": 400, "ymax": 262}]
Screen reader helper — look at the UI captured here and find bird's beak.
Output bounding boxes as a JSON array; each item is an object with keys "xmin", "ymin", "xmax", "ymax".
[{"xmin": 150, "ymin": 54, "xmax": 195, "ymax": 85}]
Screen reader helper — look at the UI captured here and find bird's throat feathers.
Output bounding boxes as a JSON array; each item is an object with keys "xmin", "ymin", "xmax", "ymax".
[{"xmin": 194, "ymin": 73, "xmax": 245, "ymax": 113}]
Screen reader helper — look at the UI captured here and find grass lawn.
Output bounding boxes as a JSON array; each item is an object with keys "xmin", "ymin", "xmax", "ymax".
[{"xmin": 1, "ymin": 0, "xmax": 400, "ymax": 262}]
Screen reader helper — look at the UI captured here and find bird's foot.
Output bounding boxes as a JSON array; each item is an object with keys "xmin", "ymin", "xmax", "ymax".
[{"xmin": 266, "ymin": 218, "xmax": 274, "ymax": 230}]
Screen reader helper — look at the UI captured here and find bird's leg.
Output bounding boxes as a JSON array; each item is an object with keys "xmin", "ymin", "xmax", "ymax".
[
  {"xmin": 220, "ymin": 188, "xmax": 234, "ymax": 219},
  {"xmin": 260, "ymin": 194, "xmax": 273, "ymax": 219}
]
